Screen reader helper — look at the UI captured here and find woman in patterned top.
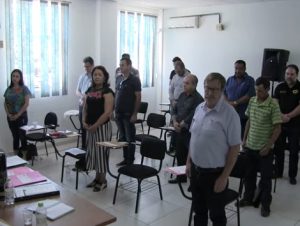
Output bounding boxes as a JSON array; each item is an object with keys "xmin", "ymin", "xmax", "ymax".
[
  {"xmin": 4, "ymin": 69, "xmax": 31, "ymax": 154},
  {"xmin": 83, "ymin": 65, "xmax": 114, "ymax": 192}
]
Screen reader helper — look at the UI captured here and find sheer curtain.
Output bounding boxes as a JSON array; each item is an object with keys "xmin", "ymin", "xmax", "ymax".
[
  {"xmin": 119, "ymin": 11, "xmax": 157, "ymax": 88},
  {"xmin": 5, "ymin": 0, "xmax": 69, "ymax": 97}
]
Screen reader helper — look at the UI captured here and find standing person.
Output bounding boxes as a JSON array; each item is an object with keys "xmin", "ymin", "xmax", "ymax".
[
  {"xmin": 115, "ymin": 53, "xmax": 140, "ymax": 78},
  {"xmin": 83, "ymin": 65, "xmax": 114, "ymax": 192},
  {"xmin": 4, "ymin": 69, "xmax": 31, "ymax": 154},
  {"xmin": 76, "ymin": 56, "xmax": 93, "ymax": 149},
  {"xmin": 240, "ymin": 77, "xmax": 282, "ymax": 217},
  {"xmin": 169, "ymin": 61, "xmax": 190, "ymax": 109},
  {"xmin": 169, "ymin": 56, "xmax": 191, "ymax": 83},
  {"xmin": 115, "ymin": 57, "xmax": 141, "ymax": 166},
  {"xmin": 186, "ymin": 73, "xmax": 241, "ymax": 226},
  {"xmin": 273, "ymin": 64, "xmax": 300, "ymax": 185},
  {"xmin": 169, "ymin": 74, "xmax": 204, "ymax": 184},
  {"xmin": 224, "ymin": 60, "xmax": 255, "ymax": 138}
]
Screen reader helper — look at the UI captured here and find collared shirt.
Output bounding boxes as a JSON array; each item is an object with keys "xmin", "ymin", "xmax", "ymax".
[
  {"xmin": 189, "ymin": 96, "xmax": 241, "ymax": 168},
  {"xmin": 76, "ymin": 73, "xmax": 92, "ymax": 105},
  {"xmin": 224, "ymin": 73, "xmax": 255, "ymax": 119},
  {"xmin": 172, "ymin": 90, "xmax": 204, "ymax": 130},
  {"xmin": 169, "ymin": 70, "xmax": 190, "ymax": 102},
  {"xmin": 274, "ymin": 80, "xmax": 300, "ymax": 127},
  {"xmin": 245, "ymin": 96, "xmax": 282, "ymax": 150},
  {"xmin": 115, "ymin": 73, "xmax": 141, "ymax": 114}
]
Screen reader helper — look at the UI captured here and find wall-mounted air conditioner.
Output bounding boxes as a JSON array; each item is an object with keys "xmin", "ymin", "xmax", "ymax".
[{"xmin": 167, "ymin": 16, "xmax": 199, "ymax": 29}]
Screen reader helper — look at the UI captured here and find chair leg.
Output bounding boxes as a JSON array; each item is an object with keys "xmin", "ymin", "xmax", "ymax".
[
  {"xmin": 188, "ymin": 202, "xmax": 193, "ymax": 226},
  {"xmin": 141, "ymin": 122, "xmax": 144, "ymax": 134},
  {"xmin": 135, "ymin": 179, "xmax": 142, "ymax": 213},
  {"xmin": 239, "ymin": 178, "xmax": 244, "ymax": 197},
  {"xmin": 44, "ymin": 141, "xmax": 48, "ymax": 156},
  {"xmin": 273, "ymin": 177, "xmax": 277, "ymax": 193},
  {"xmin": 113, "ymin": 174, "xmax": 121, "ymax": 205},
  {"xmin": 76, "ymin": 168, "xmax": 79, "ymax": 190},
  {"xmin": 61, "ymin": 156, "xmax": 66, "ymax": 183},
  {"xmin": 236, "ymin": 198, "xmax": 240, "ymax": 226},
  {"xmin": 156, "ymin": 175, "xmax": 163, "ymax": 200}
]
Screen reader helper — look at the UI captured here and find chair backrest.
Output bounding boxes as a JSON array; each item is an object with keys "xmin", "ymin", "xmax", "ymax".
[
  {"xmin": 44, "ymin": 112, "xmax": 58, "ymax": 129},
  {"xmin": 146, "ymin": 113, "xmax": 166, "ymax": 129},
  {"xmin": 140, "ymin": 136, "xmax": 166, "ymax": 161},
  {"xmin": 139, "ymin": 102, "xmax": 148, "ymax": 114}
]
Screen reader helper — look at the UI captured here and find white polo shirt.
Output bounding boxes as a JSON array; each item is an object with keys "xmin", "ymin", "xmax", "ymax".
[{"xmin": 189, "ymin": 96, "xmax": 241, "ymax": 168}]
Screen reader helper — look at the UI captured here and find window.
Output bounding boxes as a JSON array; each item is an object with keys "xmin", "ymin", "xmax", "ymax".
[
  {"xmin": 119, "ymin": 11, "xmax": 157, "ymax": 88},
  {"xmin": 5, "ymin": 0, "xmax": 69, "ymax": 97}
]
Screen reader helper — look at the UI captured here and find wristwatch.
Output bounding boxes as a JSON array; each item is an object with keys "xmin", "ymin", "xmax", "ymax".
[{"xmin": 233, "ymin": 101, "xmax": 238, "ymax": 105}]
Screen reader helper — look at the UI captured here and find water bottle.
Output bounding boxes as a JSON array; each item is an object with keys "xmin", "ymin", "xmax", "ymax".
[
  {"xmin": 4, "ymin": 178, "xmax": 15, "ymax": 206},
  {"xmin": 35, "ymin": 202, "xmax": 48, "ymax": 226}
]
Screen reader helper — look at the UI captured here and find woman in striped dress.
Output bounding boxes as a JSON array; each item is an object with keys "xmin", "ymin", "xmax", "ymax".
[{"xmin": 82, "ymin": 65, "xmax": 114, "ymax": 192}]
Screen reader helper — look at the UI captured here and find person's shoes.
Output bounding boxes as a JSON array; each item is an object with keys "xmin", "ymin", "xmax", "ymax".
[
  {"xmin": 86, "ymin": 179, "xmax": 97, "ymax": 188},
  {"xmin": 116, "ymin": 160, "xmax": 127, "ymax": 167},
  {"xmin": 289, "ymin": 177, "xmax": 297, "ymax": 185},
  {"xmin": 239, "ymin": 199, "xmax": 253, "ymax": 207},
  {"xmin": 93, "ymin": 182, "xmax": 107, "ymax": 192},
  {"xmin": 261, "ymin": 206, "xmax": 270, "ymax": 217}
]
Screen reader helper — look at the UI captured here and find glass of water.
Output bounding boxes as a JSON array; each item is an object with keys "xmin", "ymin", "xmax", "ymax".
[
  {"xmin": 23, "ymin": 209, "xmax": 33, "ymax": 226},
  {"xmin": 4, "ymin": 178, "xmax": 15, "ymax": 206}
]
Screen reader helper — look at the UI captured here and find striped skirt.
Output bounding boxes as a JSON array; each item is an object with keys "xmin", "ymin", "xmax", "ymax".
[{"xmin": 85, "ymin": 122, "xmax": 112, "ymax": 173}]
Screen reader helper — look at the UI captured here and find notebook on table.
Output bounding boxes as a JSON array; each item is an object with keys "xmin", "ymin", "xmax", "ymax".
[{"xmin": 27, "ymin": 199, "xmax": 74, "ymax": 220}]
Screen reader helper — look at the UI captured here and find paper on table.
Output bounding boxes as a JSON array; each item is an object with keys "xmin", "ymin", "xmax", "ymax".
[
  {"xmin": 98, "ymin": 141, "xmax": 128, "ymax": 148},
  {"xmin": 6, "ymin": 155, "xmax": 27, "ymax": 168},
  {"xmin": 27, "ymin": 199, "xmax": 74, "ymax": 220},
  {"xmin": 65, "ymin": 148, "xmax": 86, "ymax": 155},
  {"xmin": 14, "ymin": 182, "xmax": 59, "ymax": 199},
  {"xmin": 7, "ymin": 166, "xmax": 47, "ymax": 187},
  {"xmin": 165, "ymin": 165, "xmax": 186, "ymax": 176}
]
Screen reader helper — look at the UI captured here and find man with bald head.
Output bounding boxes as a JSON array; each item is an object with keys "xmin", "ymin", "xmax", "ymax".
[{"xmin": 169, "ymin": 74, "xmax": 204, "ymax": 184}]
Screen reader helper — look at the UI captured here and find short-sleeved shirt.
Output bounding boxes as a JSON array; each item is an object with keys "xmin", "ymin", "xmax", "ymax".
[
  {"xmin": 274, "ymin": 80, "xmax": 300, "ymax": 128},
  {"xmin": 224, "ymin": 73, "xmax": 255, "ymax": 119},
  {"xmin": 85, "ymin": 87, "xmax": 114, "ymax": 125},
  {"xmin": 189, "ymin": 96, "xmax": 241, "ymax": 168},
  {"xmin": 169, "ymin": 70, "xmax": 190, "ymax": 102},
  {"xmin": 4, "ymin": 85, "xmax": 31, "ymax": 114},
  {"xmin": 245, "ymin": 96, "xmax": 282, "ymax": 150},
  {"xmin": 115, "ymin": 74, "xmax": 142, "ymax": 114},
  {"xmin": 76, "ymin": 73, "xmax": 92, "ymax": 105}
]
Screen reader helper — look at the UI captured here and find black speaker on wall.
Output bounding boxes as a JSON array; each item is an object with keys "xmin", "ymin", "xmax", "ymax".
[{"xmin": 261, "ymin": 48, "xmax": 290, "ymax": 82}]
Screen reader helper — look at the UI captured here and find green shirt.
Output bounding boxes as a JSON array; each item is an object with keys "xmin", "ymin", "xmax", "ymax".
[{"xmin": 245, "ymin": 96, "xmax": 282, "ymax": 150}]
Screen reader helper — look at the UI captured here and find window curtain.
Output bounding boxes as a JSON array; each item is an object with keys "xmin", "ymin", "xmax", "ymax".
[
  {"xmin": 119, "ymin": 11, "xmax": 157, "ymax": 88},
  {"xmin": 5, "ymin": 0, "xmax": 69, "ymax": 97}
]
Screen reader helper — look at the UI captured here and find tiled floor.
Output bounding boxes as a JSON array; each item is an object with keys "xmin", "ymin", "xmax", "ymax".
[{"xmin": 24, "ymin": 131, "xmax": 300, "ymax": 226}]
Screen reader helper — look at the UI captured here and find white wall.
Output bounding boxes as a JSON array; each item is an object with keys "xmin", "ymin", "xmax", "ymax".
[
  {"xmin": 0, "ymin": 0, "xmax": 99, "ymax": 152},
  {"xmin": 162, "ymin": 0, "xmax": 300, "ymax": 101}
]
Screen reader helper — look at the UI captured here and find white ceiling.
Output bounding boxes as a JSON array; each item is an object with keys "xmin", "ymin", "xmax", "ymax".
[{"xmin": 112, "ymin": 0, "xmax": 285, "ymax": 9}]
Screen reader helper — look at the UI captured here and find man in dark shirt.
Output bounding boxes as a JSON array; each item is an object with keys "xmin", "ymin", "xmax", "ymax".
[
  {"xmin": 115, "ymin": 57, "xmax": 142, "ymax": 166},
  {"xmin": 224, "ymin": 60, "xmax": 255, "ymax": 138},
  {"xmin": 273, "ymin": 64, "xmax": 300, "ymax": 185},
  {"xmin": 169, "ymin": 74, "xmax": 204, "ymax": 183}
]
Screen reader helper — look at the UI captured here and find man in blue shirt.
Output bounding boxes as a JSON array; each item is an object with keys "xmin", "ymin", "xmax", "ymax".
[{"xmin": 224, "ymin": 60, "xmax": 255, "ymax": 137}]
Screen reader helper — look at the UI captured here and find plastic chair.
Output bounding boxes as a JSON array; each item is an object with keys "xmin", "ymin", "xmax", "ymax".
[
  {"xmin": 134, "ymin": 102, "xmax": 148, "ymax": 134},
  {"xmin": 113, "ymin": 136, "xmax": 166, "ymax": 213}
]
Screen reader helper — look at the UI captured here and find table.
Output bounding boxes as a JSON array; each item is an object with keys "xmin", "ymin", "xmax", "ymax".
[
  {"xmin": 0, "ymin": 182, "xmax": 116, "ymax": 226},
  {"xmin": 96, "ymin": 141, "xmax": 128, "ymax": 179}
]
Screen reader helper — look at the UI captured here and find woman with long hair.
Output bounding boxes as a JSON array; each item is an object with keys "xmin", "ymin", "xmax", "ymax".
[
  {"xmin": 83, "ymin": 65, "xmax": 114, "ymax": 192},
  {"xmin": 4, "ymin": 69, "xmax": 31, "ymax": 154}
]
